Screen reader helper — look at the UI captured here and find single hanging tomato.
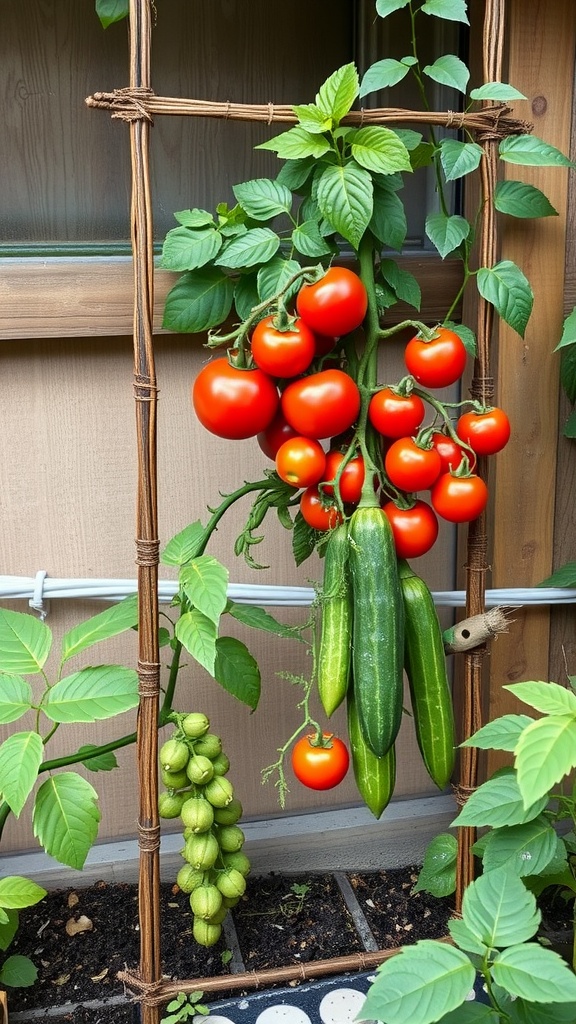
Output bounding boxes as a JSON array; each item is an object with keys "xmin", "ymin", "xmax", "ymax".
[
  {"xmin": 323, "ymin": 449, "xmax": 365, "ymax": 505},
  {"xmin": 369, "ymin": 387, "xmax": 426, "ymax": 438},
  {"xmin": 296, "ymin": 267, "xmax": 368, "ymax": 337},
  {"xmin": 257, "ymin": 410, "xmax": 299, "ymax": 460},
  {"xmin": 384, "ymin": 437, "xmax": 442, "ymax": 492},
  {"xmin": 291, "ymin": 733, "xmax": 350, "ymax": 791},
  {"xmin": 281, "ymin": 369, "xmax": 361, "ymax": 440},
  {"xmin": 275, "ymin": 436, "xmax": 326, "ymax": 489},
  {"xmin": 404, "ymin": 327, "xmax": 467, "ymax": 389},
  {"xmin": 299, "ymin": 486, "xmax": 343, "ymax": 531},
  {"xmin": 250, "ymin": 315, "xmax": 316, "ymax": 378},
  {"xmin": 431, "ymin": 472, "xmax": 488, "ymax": 523},
  {"xmin": 431, "ymin": 431, "xmax": 476, "ymax": 474},
  {"xmin": 456, "ymin": 407, "xmax": 511, "ymax": 456},
  {"xmin": 382, "ymin": 500, "xmax": 439, "ymax": 559},
  {"xmin": 192, "ymin": 357, "xmax": 279, "ymax": 440}
]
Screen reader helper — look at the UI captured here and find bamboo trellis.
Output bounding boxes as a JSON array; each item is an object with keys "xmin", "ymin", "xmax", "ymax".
[{"xmin": 86, "ymin": 1, "xmax": 520, "ymax": 1018}]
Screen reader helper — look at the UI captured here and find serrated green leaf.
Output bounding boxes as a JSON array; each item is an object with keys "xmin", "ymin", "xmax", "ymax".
[
  {"xmin": 213, "ymin": 636, "xmax": 260, "ymax": 710},
  {"xmin": 352, "ymin": 126, "xmax": 412, "ymax": 175},
  {"xmin": 554, "ymin": 306, "xmax": 576, "ymax": 351},
  {"xmin": 256, "ymin": 127, "xmax": 331, "ymax": 160},
  {"xmin": 359, "ymin": 940, "xmax": 476, "ymax": 1024},
  {"xmin": 421, "ymin": 0, "xmax": 469, "ymax": 23},
  {"xmin": 215, "ymin": 227, "xmax": 280, "ymax": 270},
  {"xmin": 451, "ymin": 771, "xmax": 548, "ymax": 828},
  {"xmin": 292, "ymin": 220, "xmax": 333, "ymax": 258},
  {"xmin": 0, "ymin": 674, "xmax": 34, "ymax": 724},
  {"xmin": 412, "ymin": 833, "xmax": 457, "ymax": 897},
  {"xmin": 257, "ymin": 257, "xmax": 302, "ymax": 302},
  {"xmin": 394, "ymin": 128, "xmax": 423, "ymax": 151},
  {"xmin": 0, "ymin": 876, "xmax": 46, "ymax": 911},
  {"xmin": 95, "ymin": 0, "xmax": 128, "ymax": 28},
  {"xmin": 0, "ymin": 610, "xmax": 52, "ymax": 675},
  {"xmin": 448, "ymin": 916, "xmax": 489, "ymax": 956},
  {"xmin": 292, "ymin": 103, "xmax": 332, "ymax": 134},
  {"xmin": 370, "ymin": 185, "xmax": 408, "ymax": 251},
  {"xmin": 423, "ymin": 55, "xmax": 470, "ymax": 93},
  {"xmin": 438, "ymin": 1004, "xmax": 500, "ymax": 1023},
  {"xmin": 42, "ymin": 666, "xmax": 139, "ymax": 723},
  {"xmin": 33, "ymin": 773, "xmax": 100, "ymax": 869},
  {"xmin": 443, "ymin": 321, "xmax": 477, "ymax": 356},
  {"xmin": 500, "ymin": 995, "xmax": 576, "ymax": 1023},
  {"xmin": 61, "ymin": 595, "xmax": 138, "ymax": 663},
  {"xmin": 276, "ymin": 159, "xmax": 315, "ymax": 192},
  {"xmin": 179, "ymin": 556, "xmax": 229, "ymax": 625},
  {"xmin": 470, "ymin": 82, "xmax": 527, "ymax": 101},
  {"xmin": 161, "ymin": 521, "xmax": 207, "ymax": 566},
  {"xmin": 410, "ymin": 141, "xmax": 436, "ymax": 170},
  {"xmin": 232, "ymin": 178, "xmax": 293, "ymax": 220},
  {"xmin": 537, "ymin": 561, "xmax": 576, "ymax": 587},
  {"xmin": 0, "ymin": 908, "xmax": 19, "ymax": 952},
  {"xmin": 499, "ymin": 135, "xmax": 575, "ymax": 168},
  {"xmin": 359, "ymin": 58, "xmax": 412, "ymax": 97},
  {"xmin": 482, "ymin": 816, "xmax": 561, "ymax": 877},
  {"xmin": 315, "ymin": 63, "xmax": 359, "ymax": 124},
  {"xmin": 175, "ymin": 609, "xmax": 217, "ymax": 675},
  {"xmin": 514, "ymin": 715, "xmax": 576, "ymax": 806},
  {"xmin": 292, "ymin": 512, "xmax": 317, "ymax": 566},
  {"xmin": 492, "ymin": 944, "xmax": 576, "ymax": 1002},
  {"xmin": 162, "ymin": 268, "xmax": 234, "ymax": 334},
  {"xmin": 462, "ymin": 869, "xmax": 541, "ymax": 947},
  {"xmin": 316, "ymin": 162, "xmax": 373, "ymax": 249},
  {"xmin": 380, "ymin": 259, "xmax": 421, "ymax": 310},
  {"xmin": 440, "ymin": 140, "xmax": 483, "ymax": 181},
  {"xmin": 227, "ymin": 602, "xmax": 301, "ymax": 640},
  {"xmin": 77, "ymin": 745, "xmax": 119, "ymax": 772},
  {"xmin": 426, "ymin": 212, "xmax": 470, "ymax": 258},
  {"xmin": 0, "ymin": 953, "xmax": 39, "ymax": 987},
  {"xmin": 173, "ymin": 209, "xmax": 215, "ymax": 228},
  {"xmin": 504, "ymin": 679, "xmax": 576, "ymax": 716},
  {"xmin": 376, "ymin": 0, "xmax": 410, "ymax": 14},
  {"xmin": 462, "ymin": 714, "xmax": 535, "ymax": 751},
  {"xmin": 494, "ymin": 180, "xmax": 558, "ymax": 219},
  {"xmin": 234, "ymin": 272, "xmax": 261, "ymax": 320},
  {"xmin": 476, "ymin": 260, "xmax": 534, "ymax": 338},
  {"xmin": 0, "ymin": 731, "xmax": 43, "ymax": 817},
  {"xmin": 160, "ymin": 227, "xmax": 222, "ymax": 272}
]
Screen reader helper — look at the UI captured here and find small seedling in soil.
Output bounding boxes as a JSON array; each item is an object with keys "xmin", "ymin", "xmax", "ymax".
[{"xmin": 161, "ymin": 989, "xmax": 209, "ymax": 1022}]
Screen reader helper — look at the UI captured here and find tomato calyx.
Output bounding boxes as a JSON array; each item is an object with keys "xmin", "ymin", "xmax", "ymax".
[{"xmin": 307, "ymin": 731, "xmax": 337, "ymax": 749}]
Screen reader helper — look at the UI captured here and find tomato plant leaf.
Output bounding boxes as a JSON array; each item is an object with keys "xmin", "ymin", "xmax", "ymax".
[
  {"xmin": 175, "ymin": 609, "xmax": 217, "ymax": 676},
  {"xmin": 359, "ymin": 58, "xmax": 413, "ymax": 97},
  {"xmin": 461, "ymin": 713, "xmax": 534, "ymax": 751},
  {"xmin": 376, "ymin": 0, "xmax": 411, "ymax": 15},
  {"xmin": 173, "ymin": 208, "xmax": 215, "ymax": 228},
  {"xmin": 316, "ymin": 162, "xmax": 373, "ymax": 249},
  {"xmin": 514, "ymin": 715, "xmax": 576, "ymax": 806},
  {"xmin": 554, "ymin": 305, "xmax": 576, "ymax": 351},
  {"xmin": 0, "ymin": 609, "xmax": 52, "ymax": 675},
  {"xmin": 61, "ymin": 595, "xmax": 138, "ymax": 663},
  {"xmin": 95, "ymin": 0, "xmax": 128, "ymax": 28},
  {"xmin": 494, "ymin": 180, "xmax": 558, "ymax": 218},
  {"xmin": 215, "ymin": 227, "xmax": 280, "ymax": 270},
  {"xmin": 369, "ymin": 184, "xmax": 407, "ymax": 251},
  {"xmin": 0, "ymin": 674, "xmax": 34, "ymax": 724},
  {"xmin": 380, "ymin": 259, "xmax": 421, "ymax": 310},
  {"xmin": 499, "ymin": 134, "xmax": 575, "ymax": 168},
  {"xmin": 33, "ymin": 772, "xmax": 100, "ymax": 869},
  {"xmin": 161, "ymin": 521, "xmax": 207, "ymax": 566},
  {"xmin": 538, "ymin": 561, "xmax": 576, "ymax": 587},
  {"xmin": 315, "ymin": 63, "xmax": 359, "ymax": 124},
  {"xmin": 179, "ymin": 556, "xmax": 229, "ymax": 625},
  {"xmin": 0, "ymin": 731, "xmax": 43, "ymax": 817},
  {"xmin": 351, "ymin": 126, "xmax": 412, "ymax": 175},
  {"xmin": 292, "ymin": 513, "xmax": 317, "ymax": 567},
  {"xmin": 504, "ymin": 679, "xmax": 576, "ymax": 716},
  {"xmin": 257, "ymin": 257, "xmax": 302, "ymax": 303},
  {"xmin": 461, "ymin": 869, "xmax": 541, "ymax": 948},
  {"xmin": 77, "ymin": 745, "xmax": 119, "ymax": 772},
  {"xmin": 292, "ymin": 103, "xmax": 332, "ymax": 134},
  {"xmin": 422, "ymin": 55, "xmax": 470, "ymax": 93},
  {"xmin": 440, "ymin": 139, "xmax": 483, "ymax": 181},
  {"xmin": 481, "ymin": 816, "xmax": 562, "ymax": 877},
  {"xmin": 492, "ymin": 944, "xmax": 576, "ymax": 1004},
  {"xmin": 256, "ymin": 126, "xmax": 331, "ymax": 160},
  {"xmin": 227, "ymin": 601, "xmax": 302, "ymax": 640},
  {"xmin": 292, "ymin": 220, "xmax": 333, "ymax": 258},
  {"xmin": 160, "ymin": 227, "xmax": 222, "ymax": 272},
  {"xmin": 232, "ymin": 178, "xmax": 293, "ymax": 220},
  {"xmin": 470, "ymin": 81, "xmax": 527, "ymax": 101},
  {"xmin": 214, "ymin": 636, "xmax": 260, "ymax": 710},
  {"xmin": 451, "ymin": 770, "xmax": 548, "ymax": 828},
  {"xmin": 425, "ymin": 212, "xmax": 470, "ymax": 258},
  {"xmin": 0, "ymin": 876, "xmax": 46, "ymax": 911},
  {"xmin": 234, "ymin": 272, "xmax": 260, "ymax": 320},
  {"xmin": 443, "ymin": 321, "xmax": 477, "ymax": 356},
  {"xmin": 476, "ymin": 260, "xmax": 533, "ymax": 338},
  {"xmin": 162, "ymin": 268, "xmax": 234, "ymax": 334},
  {"xmin": 421, "ymin": 0, "xmax": 469, "ymax": 24},
  {"xmin": 42, "ymin": 666, "xmax": 139, "ymax": 723},
  {"xmin": 412, "ymin": 833, "xmax": 457, "ymax": 897},
  {"xmin": 0, "ymin": 954, "xmax": 39, "ymax": 988}
]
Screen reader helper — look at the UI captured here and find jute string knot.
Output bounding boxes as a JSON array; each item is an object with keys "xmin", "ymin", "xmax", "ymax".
[
  {"xmin": 469, "ymin": 374, "xmax": 495, "ymax": 404},
  {"xmin": 134, "ymin": 373, "xmax": 159, "ymax": 401},
  {"xmin": 111, "ymin": 87, "xmax": 154, "ymax": 123},
  {"xmin": 445, "ymin": 109, "xmax": 465, "ymax": 130},
  {"xmin": 135, "ymin": 538, "xmax": 160, "ymax": 566},
  {"xmin": 138, "ymin": 660, "xmax": 160, "ymax": 697},
  {"xmin": 452, "ymin": 783, "xmax": 477, "ymax": 807},
  {"xmin": 138, "ymin": 823, "xmax": 161, "ymax": 853}
]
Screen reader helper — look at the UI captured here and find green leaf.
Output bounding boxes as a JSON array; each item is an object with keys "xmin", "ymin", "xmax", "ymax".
[
  {"xmin": 563, "ymin": 408, "xmax": 576, "ymax": 438},
  {"xmin": 316, "ymin": 63, "xmax": 359, "ymax": 124},
  {"xmin": 292, "ymin": 220, "xmax": 333, "ymax": 258},
  {"xmin": 0, "ymin": 731, "xmax": 44, "ymax": 817},
  {"xmin": 376, "ymin": 0, "xmax": 411, "ymax": 14},
  {"xmin": 423, "ymin": 55, "xmax": 470, "ymax": 93},
  {"xmin": 492, "ymin": 944, "xmax": 576, "ymax": 1002},
  {"xmin": 160, "ymin": 227, "xmax": 222, "ymax": 272},
  {"xmin": 500, "ymin": 996, "xmax": 576, "ymax": 1023},
  {"xmin": 499, "ymin": 135, "xmax": 575, "ymax": 168},
  {"xmin": 175, "ymin": 609, "xmax": 217, "ymax": 676},
  {"xmin": 443, "ymin": 321, "xmax": 477, "ymax": 356},
  {"xmin": 426, "ymin": 212, "xmax": 470, "ymax": 258},
  {"xmin": 494, "ymin": 181, "xmax": 558, "ymax": 219},
  {"xmin": 233, "ymin": 178, "xmax": 293, "ymax": 220},
  {"xmin": 380, "ymin": 259, "xmax": 421, "ymax": 310},
  {"xmin": 504, "ymin": 679, "xmax": 576, "ymax": 716},
  {"xmin": 227, "ymin": 602, "xmax": 301, "ymax": 640},
  {"xmin": 174, "ymin": 209, "xmax": 215, "ymax": 228},
  {"xmin": 179, "ymin": 556, "xmax": 229, "ymax": 625},
  {"xmin": 451, "ymin": 771, "xmax": 548, "ymax": 828},
  {"xmin": 257, "ymin": 257, "xmax": 302, "ymax": 303},
  {"xmin": 213, "ymin": 637, "xmax": 261, "ymax": 710},
  {"xmin": 256, "ymin": 126, "xmax": 331, "ymax": 160},
  {"xmin": 95, "ymin": 0, "xmax": 128, "ymax": 28},
  {"xmin": 33, "ymin": 772, "xmax": 101, "ymax": 869},
  {"xmin": 461, "ymin": 869, "xmax": 541, "ymax": 947},
  {"xmin": 462, "ymin": 714, "xmax": 535, "ymax": 752},
  {"xmin": 161, "ymin": 521, "xmax": 207, "ymax": 566},
  {"xmin": 421, "ymin": 0, "xmax": 469, "ymax": 23},
  {"xmin": 448, "ymin": 916, "xmax": 490, "ymax": 956},
  {"xmin": 0, "ymin": 953, "xmax": 39, "ymax": 988},
  {"xmin": 554, "ymin": 306, "xmax": 576, "ymax": 351},
  {"xmin": 482, "ymin": 816, "xmax": 562, "ymax": 877},
  {"xmin": 316, "ymin": 162, "xmax": 373, "ymax": 249},
  {"xmin": 359, "ymin": 59, "xmax": 413, "ymax": 97},
  {"xmin": 61, "ymin": 595, "xmax": 139, "ymax": 663},
  {"xmin": 162, "ymin": 268, "xmax": 234, "ymax": 334},
  {"xmin": 370, "ymin": 185, "xmax": 407, "ymax": 251},
  {"xmin": 412, "ymin": 833, "xmax": 457, "ymax": 897},
  {"xmin": 234, "ymin": 273, "xmax": 261, "ymax": 321},
  {"xmin": 514, "ymin": 714, "xmax": 576, "ymax": 806},
  {"xmin": 438, "ymin": 1005, "xmax": 500, "ymax": 1023},
  {"xmin": 292, "ymin": 512, "xmax": 317, "ymax": 566},
  {"xmin": 77, "ymin": 745, "xmax": 119, "ymax": 772},
  {"xmin": 0, "ymin": 908, "xmax": 19, "ymax": 952},
  {"xmin": 476, "ymin": 260, "xmax": 534, "ymax": 338},
  {"xmin": 292, "ymin": 103, "xmax": 332, "ymax": 134},
  {"xmin": 352, "ymin": 126, "xmax": 412, "ymax": 175},
  {"xmin": 394, "ymin": 128, "xmax": 423, "ymax": 152},
  {"xmin": 276, "ymin": 158, "xmax": 315, "ymax": 191},
  {"xmin": 0, "ymin": 609, "xmax": 52, "ymax": 675},
  {"xmin": 0, "ymin": 674, "xmax": 34, "ymax": 724},
  {"xmin": 42, "ymin": 666, "xmax": 139, "ymax": 724},
  {"xmin": 440, "ymin": 140, "xmax": 483, "ymax": 181},
  {"xmin": 359, "ymin": 940, "xmax": 476, "ymax": 1024},
  {"xmin": 215, "ymin": 228, "xmax": 280, "ymax": 270},
  {"xmin": 0, "ymin": 876, "xmax": 46, "ymax": 911},
  {"xmin": 470, "ymin": 82, "xmax": 527, "ymax": 101},
  {"xmin": 538, "ymin": 561, "xmax": 576, "ymax": 587}
]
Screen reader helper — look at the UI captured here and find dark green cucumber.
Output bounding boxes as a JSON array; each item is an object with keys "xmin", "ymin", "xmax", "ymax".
[
  {"xmin": 348, "ymin": 506, "xmax": 404, "ymax": 758},
  {"xmin": 399, "ymin": 559, "xmax": 456, "ymax": 790},
  {"xmin": 317, "ymin": 524, "xmax": 353, "ymax": 716},
  {"xmin": 347, "ymin": 687, "xmax": 396, "ymax": 819}
]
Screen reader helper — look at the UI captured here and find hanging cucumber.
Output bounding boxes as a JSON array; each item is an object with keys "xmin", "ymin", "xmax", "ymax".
[
  {"xmin": 347, "ymin": 686, "xmax": 396, "ymax": 818},
  {"xmin": 317, "ymin": 523, "xmax": 353, "ymax": 716}
]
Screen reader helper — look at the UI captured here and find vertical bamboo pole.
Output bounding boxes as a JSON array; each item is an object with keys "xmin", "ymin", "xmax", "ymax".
[{"xmin": 128, "ymin": 1, "xmax": 162, "ymax": 1021}]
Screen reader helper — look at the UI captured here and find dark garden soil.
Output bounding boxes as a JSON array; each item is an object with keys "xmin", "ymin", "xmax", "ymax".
[{"xmin": 6, "ymin": 867, "xmax": 455, "ymax": 1023}]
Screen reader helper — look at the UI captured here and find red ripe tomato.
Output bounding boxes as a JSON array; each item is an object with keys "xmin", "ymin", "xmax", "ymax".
[
  {"xmin": 296, "ymin": 267, "xmax": 368, "ymax": 337},
  {"xmin": 323, "ymin": 449, "xmax": 365, "ymax": 505},
  {"xmin": 192, "ymin": 357, "xmax": 279, "ymax": 440},
  {"xmin": 281, "ymin": 369, "xmax": 361, "ymax": 440},
  {"xmin": 456, "ymin": 407, "xmax": 511, "ymax": 457},
  {"xmin": 250, "ymin": 315, "xmax": 316, "ymax": 378},
  {"xmin": 300, "ymin": 486, "xmax": 343, "ymax": 531},
  {"xmin": 431, "ymin": 472, "xmax": 489, "ymax": 523},
  {"xmin": 384, "ymin": 437, "xmax": 442, "ymax": 492},
  {"xmin": 382, "ymin": 500, "xmax": 439, "ymax": 559},
  {"xmin": 257, "ymin": 410, "xmax": 299, "ymax": 460},
  {"xmin": 291, "ymin": 733, "xmax": 350, "ymax": 790},
  {"xmin": 369, "ymin": 388, "xmax": 426, "ymax": 438},
  {"xmin": 275, "ymin": 436, "xmax": 326, "ymax": 489},
  {"xmin": 404, "ymin": 327, "xmax": 467, "ymax": 389},
  {"xmin": 431, "ymin": 431, "xmax": 476, "ymax": 474}
]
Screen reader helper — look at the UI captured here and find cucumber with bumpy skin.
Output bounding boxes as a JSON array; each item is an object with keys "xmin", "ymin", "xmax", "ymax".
[
  {"xmin": 318, "ymin": 523, "xmax": 353, "ymax": 716},
  {"xmin": 347, "ymin": 687, "xmax": 396, "ymax": 818}
]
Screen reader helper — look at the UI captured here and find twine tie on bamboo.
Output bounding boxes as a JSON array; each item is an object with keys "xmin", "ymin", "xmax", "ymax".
[{"xmin": 135, "ymin": 538, "xmax": 160, "ymax": 566}]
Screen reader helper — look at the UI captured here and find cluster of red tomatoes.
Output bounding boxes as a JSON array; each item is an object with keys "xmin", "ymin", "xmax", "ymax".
[{"xmin": 192, "ymin": 267, "xmax": 510, "ymax": 561}]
